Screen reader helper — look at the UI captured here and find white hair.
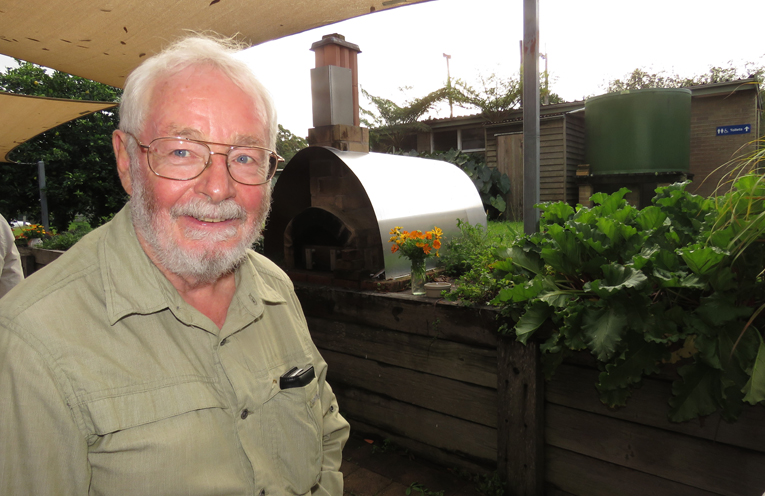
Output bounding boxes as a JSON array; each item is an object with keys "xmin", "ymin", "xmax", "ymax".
[{"xmin": 119, "ymin": 34, "xmax": 277, "ymax": 148}]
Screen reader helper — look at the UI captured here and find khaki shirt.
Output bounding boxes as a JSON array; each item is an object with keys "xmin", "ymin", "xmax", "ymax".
[
  {"xmin": 0, "ymin": 214, "xmax": 23, "ymax": 298},
  {"xmin": 0, "ymin": 206, "xmax": 349, "ymax": 495}
]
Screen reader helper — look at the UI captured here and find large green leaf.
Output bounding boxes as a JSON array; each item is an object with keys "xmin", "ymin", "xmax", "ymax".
[
  {"xmin": 669, "ymin": 362, "xmax": 722, "ymax": 422},
  {"xmin": 514, "ymin": 300, "xmax": 553, "ymax": 344},
  {"xmin": 678, "ymin": 244, "xmax": 727, "ymax": 276},
  {"xmin": 742, "ymin": 339, "xmax": 765, "ymax": 405},
  {"xmin": 586, "ymin": 264, "xmax": 647, "ymax": 297},
  {"xmin": 636, "ymin": 206, "xmax": 668, "ymax": 231},
  {"xmin": 597, "ymin": 332, "xmax": 667, "ymax": 400},
  {"xmin": 583, "ymin": 304, "xmax": 628, "ymax": 361}
]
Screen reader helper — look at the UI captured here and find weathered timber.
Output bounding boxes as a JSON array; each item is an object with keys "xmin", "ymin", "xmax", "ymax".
[
  {"xmin": 546, "ymin": 403, "xmax": 765, "ymax": 496},
  {"xmin": 295, "ymin": 284, "xmax": 500, "ymax": 347},
  {"xmin": 320, "ymin": 349, "xmax": 498, "ymax": 427},
  {"xmin": 546, "ymin": 447, "xmax": 721, "ymax": 496},
  {"xmin": 334, "ymin": 383, "xmax": 497, "ymax": 464},
  {"xmin": 309, "ymin": 316, "xmax": 497, "ymax": 388},
  {"xmin": 348, "ymin": 418, "xmax": 493, "ymax": 475},
  {"xmin": 497, "ymin": 337, "xmax": 545, "ymax": 496},
  {"xmin": 547, "ymin": 363, "xmax": 765, "ymax": 453}
]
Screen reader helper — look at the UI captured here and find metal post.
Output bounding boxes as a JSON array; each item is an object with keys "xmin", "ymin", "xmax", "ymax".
[
  {"xmin": 522, "ymin": 0, "xmax": 540, "ymax": 235},
  {"xmin": 443, "ymin": 53, "xmax": 453, "ymax": 118},
  {"xmin": 37, "ymin": 160, "xmax": 49, "ymax": 231}
]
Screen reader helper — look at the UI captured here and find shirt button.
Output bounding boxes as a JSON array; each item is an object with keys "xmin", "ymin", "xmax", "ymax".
[
  {"xmin": 259, "ymin": 490, "xmax": 265, "ymax": 496},
  {"xmin": 240, "ymin": 409, "xmax": 249, "ymax": 420}
]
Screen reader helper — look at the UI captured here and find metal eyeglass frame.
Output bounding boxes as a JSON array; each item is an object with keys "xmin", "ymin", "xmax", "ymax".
[{"xmin": 126, "ymin": 132, "xmax": 284, "ymax": 185}]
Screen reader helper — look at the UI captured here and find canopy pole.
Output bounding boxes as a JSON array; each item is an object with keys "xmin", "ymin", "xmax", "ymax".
[
  {"xmin": 38, "ymin": 160, "xmax": 49, "ymax": 231},
  {"xmin": 522, "ymin": 0, "xmax": 540, "ymax": 235}
]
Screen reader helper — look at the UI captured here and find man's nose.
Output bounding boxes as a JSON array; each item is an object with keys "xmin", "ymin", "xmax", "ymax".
[{"xmin": 194, "ymin": 152, "xmax": 237, "ymax": 202}]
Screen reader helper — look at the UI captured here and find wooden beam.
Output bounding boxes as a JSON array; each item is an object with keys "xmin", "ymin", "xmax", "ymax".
[{"xmin": 497, "ymin": 337, "xmax": 545, "ymax": 495}]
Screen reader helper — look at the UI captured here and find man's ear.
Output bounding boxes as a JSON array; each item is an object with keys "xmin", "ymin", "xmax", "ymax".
[{"xmin": 113, "ymin": 130, "xmax": 133, "ymax": 196}]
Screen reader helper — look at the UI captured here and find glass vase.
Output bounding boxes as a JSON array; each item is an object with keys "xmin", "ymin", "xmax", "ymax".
[{"xmin": 410, "ymin": 258, "xmax": 426, "ymax": 296}]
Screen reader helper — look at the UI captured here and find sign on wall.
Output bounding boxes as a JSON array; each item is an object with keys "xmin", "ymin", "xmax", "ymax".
[{"xmin": 716, "ymin": 124, "xmax": 751, "ymax": 136}]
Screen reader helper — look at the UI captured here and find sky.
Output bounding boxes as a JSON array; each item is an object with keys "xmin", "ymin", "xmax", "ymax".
[
  {"xmin": 239, "ymin": 0, "xmax": 765, "ymax": 137},
  {"xmin": 2, "ymin": 0, "xmax": 763, "ymax": 138}
]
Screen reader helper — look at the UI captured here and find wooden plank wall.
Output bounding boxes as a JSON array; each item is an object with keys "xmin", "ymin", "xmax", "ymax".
[
  {"xmin": 564, "ymin": 114, "xmax": 585, "ymax": 204},
  {"xmin": 487, "ymin": 116, "xmax": 581, "ymax": 208},
  {"xmin": 295, "ymin": 285, "xmax": 765, "ymax": 493},
  {"xmin": 295, "ymin": 285, "xmax": 501, "ymax": 474},
  {"xmin": 545, "ymin": 359, "xmax": 765, "ymax": 496}
]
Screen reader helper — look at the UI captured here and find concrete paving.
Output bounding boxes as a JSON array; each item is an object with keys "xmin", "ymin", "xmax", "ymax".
[{"xmin": 340, "ymin": 435, "xmax": 485, "ymax": 496}]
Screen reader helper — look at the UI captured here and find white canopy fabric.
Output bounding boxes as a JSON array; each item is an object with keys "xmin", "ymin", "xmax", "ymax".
[
  {"xmin": 0, "ymin": 0, "xmax": 429, "ymax": 162},
  {"xmin": 0, "ymin": 0, "xmax": 428, "ymax": 89},
  {"xmin": 0, "ymin": 92, "xmax": 117, "ymax": 162}
]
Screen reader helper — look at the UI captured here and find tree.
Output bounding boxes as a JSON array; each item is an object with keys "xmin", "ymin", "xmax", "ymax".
[
  {"xmin": 606, "ymin": 63, "xmax": 764, "ymax": 95},
  {"xmin": 0, "ymin": 61, "xmax": 126, "ymax": 231},
  {"xmin": 361, "ymin": 72, "xmax": 565, "ymax": 152},
  {"xmin": 361, "ymin": 86, "xmax": 455, "ymax": 152},
  {"xmin": 276, "ymin": 124, "xmax": 308, "ymax": 163}
]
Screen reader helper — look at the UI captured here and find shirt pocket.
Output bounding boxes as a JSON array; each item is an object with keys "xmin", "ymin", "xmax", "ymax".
[
  {"xmin": 82, "ymin": 377, "xmax": 227, "ymax": 436},
  {"xmin": 262, "ymin": 374, "xmax": 323, "ymax": 494}
]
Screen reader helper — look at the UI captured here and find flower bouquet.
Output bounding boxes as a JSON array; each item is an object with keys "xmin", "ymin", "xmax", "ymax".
[
  {"xmin": 389, "ymin": 226, "xmax": 443, "ymax": 295},
  {"xmin": 15, "ymin": 224, "xmax": 50, "ymax": 247}
]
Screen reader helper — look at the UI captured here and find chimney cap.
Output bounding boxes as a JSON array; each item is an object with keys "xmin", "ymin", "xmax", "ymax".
[{"xmin": 311, "ymin": 33, "xmax": 361, "ymax": 53}]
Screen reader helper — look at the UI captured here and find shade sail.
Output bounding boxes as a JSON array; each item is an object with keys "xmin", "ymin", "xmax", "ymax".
[
  {"xmin": 0, "ymin": 0, "xmax": 429, "ymax": 89},
  {"xmin": 0, "ymin": 92, "xmax": 117, "ymax": 162}
]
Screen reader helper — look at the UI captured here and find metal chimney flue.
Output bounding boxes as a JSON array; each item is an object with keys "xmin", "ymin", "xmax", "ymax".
[{"xmin": 307, "ymin": 34, "xmax": 369, "ymax": 152}]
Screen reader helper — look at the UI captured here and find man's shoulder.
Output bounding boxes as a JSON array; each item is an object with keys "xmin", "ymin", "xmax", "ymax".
[
  {"xmin": 244, "ymin": 250, "xmax": 292, "ymax": 287},
  {"xmin": 0, "ymin": 225, "xmax": 106, "ymax": 320}
]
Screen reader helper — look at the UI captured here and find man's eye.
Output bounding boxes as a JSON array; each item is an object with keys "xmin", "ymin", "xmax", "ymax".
[
  {"xmin": 172, "ymin": 149, "xmax": 193, "ymax": 159},
  {"xmin": 232, "ymin": 153, "xmax": 257, "ymax": 165}
]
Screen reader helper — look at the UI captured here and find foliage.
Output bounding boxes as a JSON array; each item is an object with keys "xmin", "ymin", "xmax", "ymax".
[
  {"xmin": 276, "ymin": 124, "xmax": 307, "ymax": 164},
  {"xmin": 389, "ymin": 226, "xmax": 443, "ymax": 262},
  {"xmin": 454, "ymin": 73, "xmax": 564, "ymax": 122},
  {"xmin": 40, "ymin": 221, "xmax": 93, "ymax": 251},
  {"xmin": 361, "ymin": 86, "xmax": 456, "ymax": 152},
  {"xmin": 415, "ymin": 149, "xmax": 511, "ymax": 220},
  {"xmin": 14, "ymin": 224, "xmax": 50, "ymax": 240},
  {"xmin": 606, "ymin": 63, "xmax": 764, "ymax": 98},
  {"xmin": 441, "ymin": 219, "xmax": 517, "ymax": 277},
  {"xmin": 484, "ymin": 180, "xmax": 765, "ymax": 422},
  {"xmin": 0, "ymin": 61, "xmax": 126, "ymax": 231},
  {"xmin": 440, "ymin": 220, "xmax": 518, "ymax": 305},
  {"xmin": 406, "ymin": 482, "xmax": 444, "ymax": 496}
]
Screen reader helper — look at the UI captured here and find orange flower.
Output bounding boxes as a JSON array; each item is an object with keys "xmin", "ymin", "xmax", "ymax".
[
  {"xmin": 391, "ymin": 245, "xmax": 399, "ymax": 253},
  {"xmin": 426, "ymin": 232, "xmax": 433, "ymax": 240},
  {"xmin": 433, "ymin": 239, "xmax": 441, "ymax": 249},
  {"xmin": 423, "ymin": 245, "xmax": 432, "ymax": 255}
]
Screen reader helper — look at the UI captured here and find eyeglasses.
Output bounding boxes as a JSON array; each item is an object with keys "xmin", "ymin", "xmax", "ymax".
[{"xmin": 127, "ymin": 133, "xmax": 283, "ymax": 185}]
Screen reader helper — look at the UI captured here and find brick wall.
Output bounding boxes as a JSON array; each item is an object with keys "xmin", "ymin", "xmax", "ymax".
[{"xmin": 689, "ymin": 90, "xmax": 759, "ymax": 197}]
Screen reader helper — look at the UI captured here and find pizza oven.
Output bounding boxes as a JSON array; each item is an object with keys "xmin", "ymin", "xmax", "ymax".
[{"xmin": 264, "ymin": 146, "xmax": 486, "ymax": 288}]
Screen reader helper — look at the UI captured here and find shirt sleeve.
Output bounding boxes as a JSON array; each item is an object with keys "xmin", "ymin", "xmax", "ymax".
[{"xmin": 0, "ymin": 323, "xmax": 91, "ymax": 495}]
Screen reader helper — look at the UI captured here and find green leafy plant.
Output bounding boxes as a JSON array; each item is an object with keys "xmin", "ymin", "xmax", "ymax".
[
  {"xmin": 406, "ymin": 482, "xmax": 444, "ymax": 496},
  {"xmin": 441, "ymin": 220, "xmax": 518, "ymax": 305},
  {"xmin": 40, "ymin": 221, "xmax": 92, "ymax": 251},
  {"xmin": 487, "ymin": 180, "xmax": 764, "ymax": 422}
]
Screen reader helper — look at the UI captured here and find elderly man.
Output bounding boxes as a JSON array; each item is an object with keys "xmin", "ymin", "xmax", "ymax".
[{"xmin": 0, "ymin": 36, "xmax": 349, "ymax": 495}]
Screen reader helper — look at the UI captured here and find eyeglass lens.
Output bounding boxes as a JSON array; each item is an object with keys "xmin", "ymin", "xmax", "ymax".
[{"xmin": 148, "ymin": 138, "xmax": 275, "ymax": 184}]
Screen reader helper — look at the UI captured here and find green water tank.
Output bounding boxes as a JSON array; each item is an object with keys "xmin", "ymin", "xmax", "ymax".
[{"xmin": 585, "ymin": 88, "xmax": 691, "ymax": 175}]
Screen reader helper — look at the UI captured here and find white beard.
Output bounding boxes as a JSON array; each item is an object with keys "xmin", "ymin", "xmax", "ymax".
[{"xmin": 128, "ymin": 157, "xmax": 271, "ymax": 285}]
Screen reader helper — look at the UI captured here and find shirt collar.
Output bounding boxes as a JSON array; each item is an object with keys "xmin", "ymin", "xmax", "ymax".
[{"xmin": 101, "ymin": 205, "xmax": 286, "ymax": 328}]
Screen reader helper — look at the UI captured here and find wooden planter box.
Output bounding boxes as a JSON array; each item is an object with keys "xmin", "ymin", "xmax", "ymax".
[{"xmin": 295, "ymin": 284, "xmax": 765, "ymax": 496}]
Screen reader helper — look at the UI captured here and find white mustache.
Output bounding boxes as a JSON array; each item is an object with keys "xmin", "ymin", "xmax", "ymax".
[{"xmin": 170, "ymin": 198, "xmax": 246, "ymax": 222}]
